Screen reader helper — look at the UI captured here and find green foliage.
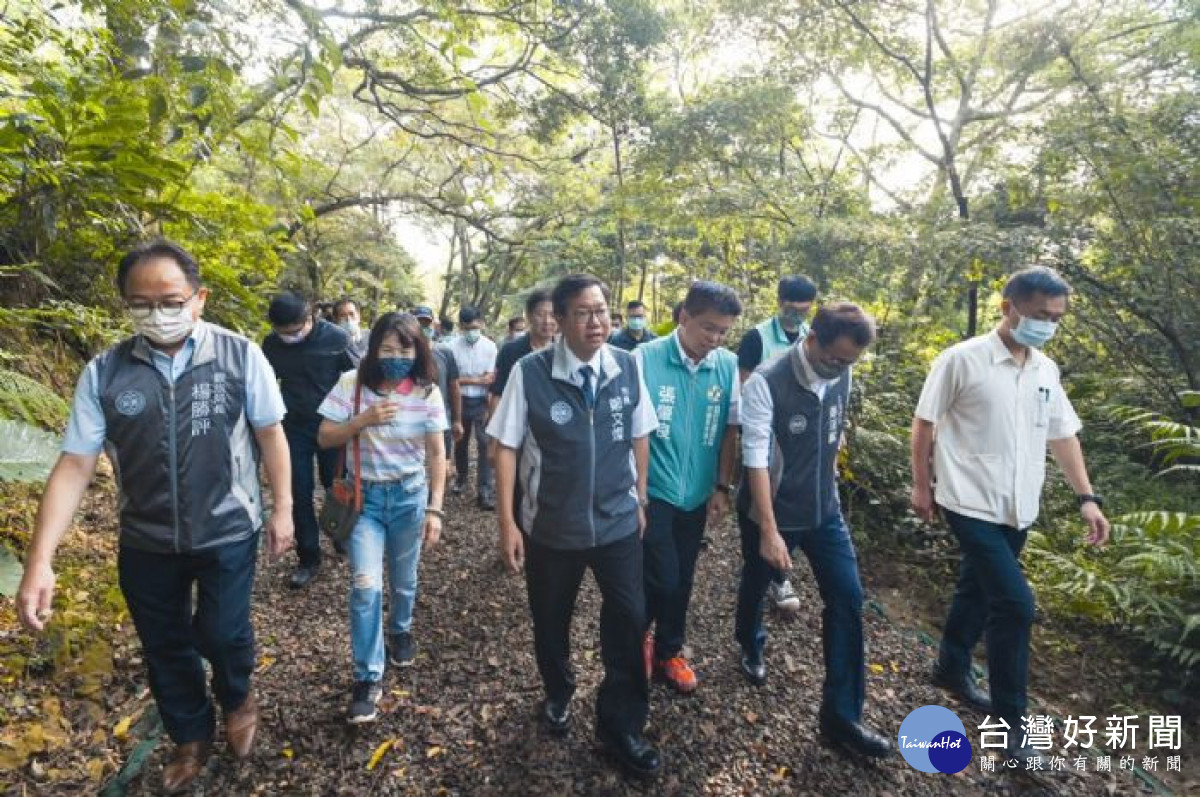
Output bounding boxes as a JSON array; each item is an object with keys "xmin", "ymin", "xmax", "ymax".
[
  {"xmin": 0, "ymin": 368, "xmax": 70, "ymax": 431},
  {"xmin": 0, "ymin": 419, "xmax": 61, "ymax": 483},
  {"xmin": 1028, "ymin": 511, "xmax": 1200, "ymax": 672},
  {"xmin": 1106, "ymin": 392, "xmax": 1200, "ymax": 477}
]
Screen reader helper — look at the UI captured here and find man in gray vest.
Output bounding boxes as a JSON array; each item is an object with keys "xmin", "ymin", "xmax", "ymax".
[
  {"xmin": 488, "ymin": 274, "xmax": 662, "ymax": 779},
  {"xmin": 735, "ymin": 302, "xmax": 892, "ymax": 758},
  {"xmin": 737, "ymin": 274, "xmax": 818, "ymax": 615},
  {"xmin": 16, "ymin": 240, "xmax": 294, "ymax": 793}
]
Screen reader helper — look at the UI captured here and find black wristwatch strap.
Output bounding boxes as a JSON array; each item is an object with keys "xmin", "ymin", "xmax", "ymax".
[{"xmin": 1077, "ymin": 493, "xmax": 1104, "ymax": 509}]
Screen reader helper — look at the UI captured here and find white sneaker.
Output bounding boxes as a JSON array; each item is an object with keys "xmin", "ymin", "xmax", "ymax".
[{"xmin": 768, "ymin": 578, "xmax": 801, "ymax": 614}]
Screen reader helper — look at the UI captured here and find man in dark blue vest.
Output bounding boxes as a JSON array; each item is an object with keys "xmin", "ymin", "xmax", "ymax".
[
  {"xmin": 487, "ymin": 274, "xmax": 662, "ymax": 779},
  {"xmin": 735, "ymin": 301, "xmax": 893, "ymax": 758},
  {"xmin": 17, "ymin": 240, "xmax": 294, "ymax": 793}
]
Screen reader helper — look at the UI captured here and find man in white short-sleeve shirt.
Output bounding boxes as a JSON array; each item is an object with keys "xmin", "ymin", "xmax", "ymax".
[{"xmin": 911, "ymin": 266, "xmax": 1109, "ymax": 764}]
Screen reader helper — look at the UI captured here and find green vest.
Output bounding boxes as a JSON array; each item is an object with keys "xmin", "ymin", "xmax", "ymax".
[
  {"xmin": 640, "ymin": 333, "xmax": 737, "ymax": 511},
  {"xmin": 754, "ymin": 316, "xmax": 808, "ymax": 365}
]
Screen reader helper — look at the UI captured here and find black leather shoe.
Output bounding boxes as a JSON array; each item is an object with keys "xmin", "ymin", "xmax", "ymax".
[
  {"xmin": 819, "ymin": 714, "xmax": 893, "ymax": 758},
  {"xmin": 739, "ymin": 652, "xmax": 767, "ymax": 687},
  {"xmin": 931, "ymin": 665, "xmax": 992, "ymax": 712},
  {"xmin": 541, "ymin": 698, "xmax": 571, "ymax": 735},
  {"xmin": 596, "ymin": 726, "xmax": 662, "ymax": 779},
  {"xmin": 289, "ymin": 564, "xmax": 319, "ymax": 589}
]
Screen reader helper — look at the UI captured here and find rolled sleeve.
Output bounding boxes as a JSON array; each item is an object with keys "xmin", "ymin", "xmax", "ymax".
[
  {"xmin": 485, "ymin": 365, "xmax": 528, "ymax": 449},
  {"xmin": 631, "ymin": 364, "xmax": 658, "ymax": 438},
  {"xmin": 62, "ymin": 361, "xmax": 106, "ymax": 455},
  {"xmin": 740, "ymin": 373, "xmax": 773, "ymax": 469},
  {"xmin": 243, "ymin": 343, "xmax": 287, "ymax": 428}
]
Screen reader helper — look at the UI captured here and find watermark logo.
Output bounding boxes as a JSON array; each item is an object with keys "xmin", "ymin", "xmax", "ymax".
[{"xmin": 898, "ymin": 705, "xmax": 973, "ymax": 774}]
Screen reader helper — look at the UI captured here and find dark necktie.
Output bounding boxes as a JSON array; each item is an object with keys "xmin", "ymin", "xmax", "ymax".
[{"xmin": 579, "ymin": 365, "xmax": 596, "ymax": 410}]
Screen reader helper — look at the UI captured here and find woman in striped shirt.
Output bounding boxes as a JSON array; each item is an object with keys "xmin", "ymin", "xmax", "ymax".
[{"xmin": 318, "ymin": 312, "xmax": 448, "ymax": 723}]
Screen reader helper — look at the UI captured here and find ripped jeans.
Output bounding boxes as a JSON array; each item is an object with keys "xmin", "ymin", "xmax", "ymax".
[{"xmin": 348, "ymin": 476, "xmax": 427, "ymax": 683}]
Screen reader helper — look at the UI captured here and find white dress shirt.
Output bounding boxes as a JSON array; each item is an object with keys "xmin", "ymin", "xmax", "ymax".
[
  {"xmin": 487, "ymin": 340, "xmax": 657, "ymax": 449},
  {"xmin": 449, "ymin": 334, "xmax": 498, "ymax": 399},
  {"xmin": 915, "ymin": 330, "xmax": 1082, "ymax": 528}
]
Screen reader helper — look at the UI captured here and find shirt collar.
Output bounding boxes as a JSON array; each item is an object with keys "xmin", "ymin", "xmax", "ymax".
[
  {"xmin": 670, "ymin": 330, "xmax": 714, "ymax": 371},
  {"xmin": 552, "ymin": 337, "xmax": 620, "ymax": 384},
  {"xmin": 988, "ymin": 328, "xmax": 1042, "ymax": 369}
]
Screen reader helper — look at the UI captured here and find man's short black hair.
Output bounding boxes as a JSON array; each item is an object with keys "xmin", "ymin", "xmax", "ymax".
[
  {"xmin": 525, "ymin": 288, "xmax": 552, "ymax": 316},
  {"xmin": 683, "ymin": 281, "xmax": 742, "ymax": 318},
  {"xmin": 441, "ymin": 317, "xmax": 455, "ymax": 334},
  {"xmin": 508, "ymin": 316, "xmax": 524, "ymax": 331},
  {"xmin": 551, "ymin": 274, "xmax": 610, "ymax": 317},
  {"xmin": 778, "ymin": 275, "xmax": 818, "ymax": 303},
  {"xmin": 268, "ymin": 292, "xmax": 310, "ymax": 327},
  {"xmin": 116, "ymin": 238, "xmax": 201, "ymax": 294},
  {"xmin": 810, "ymin": 301, "xmax": 876, "ymax": 347},
  {"xmin": 1002, "ymin": 266, "xmax": 1071, "ymax": 303},
  {"xmin": 459, "ymin": 305, "xmax": 482, "ymax": 324},
  {"xmin": 332, "ymin": 297, "xmax": 360, "ymax": 317},
  {"xmin": 626, "ymin": 300, "xmax": 646, "ymax": 312}
]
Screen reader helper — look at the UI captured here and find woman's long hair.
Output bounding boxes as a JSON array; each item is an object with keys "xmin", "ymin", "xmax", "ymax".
[{"xmin": 358, "ymin": 312, "xmax": 437, "ymax": 393}]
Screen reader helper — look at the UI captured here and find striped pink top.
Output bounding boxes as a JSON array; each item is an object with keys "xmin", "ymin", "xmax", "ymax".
[{"xmin": 318, "ymin": 371, "xmax": 448, "ymax": 481}]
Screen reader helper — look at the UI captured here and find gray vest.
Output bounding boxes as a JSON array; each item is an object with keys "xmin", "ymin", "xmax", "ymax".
[
  {"xmin": 97, "ymin": 324, "xmax": 263, "ymax": 553},
  {"xmin": 737, "ymin": 346, "xmax": 850, "ymax": 531},
  {"xmin": 517, "ymin": 345, "xmax": 641, "ymax": 550}
]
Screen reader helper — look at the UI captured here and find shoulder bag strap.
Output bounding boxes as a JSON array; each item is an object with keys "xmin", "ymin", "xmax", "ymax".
[{"xmin": 352, "ymin": 380, "xmax": 363, "ymax": 510}]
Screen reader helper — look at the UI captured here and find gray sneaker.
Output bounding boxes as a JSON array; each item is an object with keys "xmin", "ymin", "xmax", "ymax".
[
  {"xmin": 388, "ymin": 632, "xmax": 417, "ymax": 667},
  {"xmin": 768, "ymin": 578, "xmax": 801, "ymax": 614},
  {"xmin": 347, "ymin": 681, "xmax": 383, "ymax": 724}
]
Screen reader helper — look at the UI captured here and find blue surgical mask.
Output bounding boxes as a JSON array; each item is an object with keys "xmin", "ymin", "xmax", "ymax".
[
  {"xmin": 379, "ymin": 357, "xmax": 414, "ymax": 381},
  {"xmin": 627, "ymin": 317, "xmax": 646, "ymax": 332},
  {"xmin": 1012, "ymin": 314, "xmax": 1058, "ymax": 348},
  {"xmin": 421, "ymin": 326, "xmax": 436, "ymax": 339},
  {"xmin": 464, "ymin": 329, "xmax": 482, "ymax": 344},
  {"xmin": 779, "ymin": 309, "xmax": 807, "ymax": 333},
  {"xmin": 277, "ymin": 330, "xmax": 306, "ymax": 345}
]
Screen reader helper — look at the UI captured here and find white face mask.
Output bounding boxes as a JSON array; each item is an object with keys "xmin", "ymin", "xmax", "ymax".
[{"xmin": 135, "ymin": 308, "xmax": 197, "ymax": 346}]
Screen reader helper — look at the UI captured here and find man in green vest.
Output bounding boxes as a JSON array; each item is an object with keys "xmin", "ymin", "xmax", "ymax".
[
  {"xmin": 737, "ymin": 274, "xmax": 818, "ymax": 615},
  {"xmin": 635, "ymin": 281, "xmax": 742, "ymax": 693}
]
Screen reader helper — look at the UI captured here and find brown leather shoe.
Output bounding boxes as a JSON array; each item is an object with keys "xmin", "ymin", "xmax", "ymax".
[
  {"xmin": 162, "ymin": 740, "xmax": 211, "ymax": 794},
  {"xmin": 225, "ymin": 693, "xmax": 259, "ymax": 759}
]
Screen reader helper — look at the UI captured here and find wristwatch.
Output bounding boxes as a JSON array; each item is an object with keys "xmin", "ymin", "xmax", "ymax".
[
  {"xmin": 1076, "ymin": 494, "xmax": 1104, "ymax": 509},
  {"xmin": 715, "ymin": 484, "xmax": 736, "ymax": 495}
]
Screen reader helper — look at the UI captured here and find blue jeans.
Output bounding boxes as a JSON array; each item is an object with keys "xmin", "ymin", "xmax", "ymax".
[
  {"xmin": 735, "ymin": 512, "xmax": 865, "ymax": 725},
  {"xmin": 348, "ymin": 478, "xmax": 427, "ymax": 683},
  {"xmin": 118, "ymin": 534, "xmax": 258, "ymax": 744},
  {"xmin": 938, "ymin": 509, "xmax": 1033, "ymax": 731}
]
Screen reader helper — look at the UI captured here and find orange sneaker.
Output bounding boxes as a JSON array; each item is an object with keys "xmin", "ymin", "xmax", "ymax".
[
  {"xmin": 656, "ymin": 656, "xmax": 698, "ymax": 694},
  {"xmin": 642, "ymin": 631, "xmax": 654, "ymax": 680}
]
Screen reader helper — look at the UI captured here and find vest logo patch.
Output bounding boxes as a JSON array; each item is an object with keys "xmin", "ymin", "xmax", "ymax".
[
  {"xmin": 788, "ymin": 414, "xmax": 808, "ymax": 434},
  {"xmin": 115, "ymin": 390, "xmax": 146, "ymax": 416},
  {"xmin": 707, "ymin": 385, "xmax": 723, "ymax": 403},
  {"xmin": 550, "ymin": 400, "xmax": 573, "ymax": 425}
]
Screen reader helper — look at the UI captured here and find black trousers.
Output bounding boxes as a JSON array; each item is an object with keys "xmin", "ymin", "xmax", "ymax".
[
  {"xmin": 285, "ymin": 420, "xmax": 339, "ymax": 567},
  {"xmin": 642, "ymin": 498, "xmax": 707, "ymax": 660},
  {"xmin": 118, "ymin": 534, "xmax": 258, "ymax": 744},
  {"xmin": 524, "ymin": 532, "xmax": 649, "ymax": 735}
]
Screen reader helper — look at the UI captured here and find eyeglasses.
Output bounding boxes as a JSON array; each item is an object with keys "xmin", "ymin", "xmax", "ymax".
[
  {"xmin": 571, "ymin": 307, "xmax": 609, "ymax": 325},
  {"xmin": 126, "ymin": 290, "xmax": 199, "ymax": 319}
]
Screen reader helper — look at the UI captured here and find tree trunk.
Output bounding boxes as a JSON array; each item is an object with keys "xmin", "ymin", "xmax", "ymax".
[{"xmin": 611, "ymin": 123, "xmax": 628, "ymax": 303}]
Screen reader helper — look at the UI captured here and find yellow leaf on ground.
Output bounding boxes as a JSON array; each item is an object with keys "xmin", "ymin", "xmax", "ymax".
[
  {"xmin": 366, "ymin": 739, "xmax": 395, "ymax": 771},
  {"xmin": 255, "ymin": 656, "xmax": 275, "ymax": 673},
  {"xmin": 281, "ymin": 747, "xmax": 294, "ymax": 759},
  {"xmin": 868, "ymin": 663, "xmax": 885, "ymax": 675},
  {"xmin": 113, "ymin": 714, "xmax": 134, "ymax": 740},
  {"xmin": 426, "ymin": 745, "xmax": 444, "ymax": 759}
]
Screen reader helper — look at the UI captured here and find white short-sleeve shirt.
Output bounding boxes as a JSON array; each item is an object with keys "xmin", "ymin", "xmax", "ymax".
[{"xmin": 915, "ymin": 330, "xmax": 1082, "ymax": 528}]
